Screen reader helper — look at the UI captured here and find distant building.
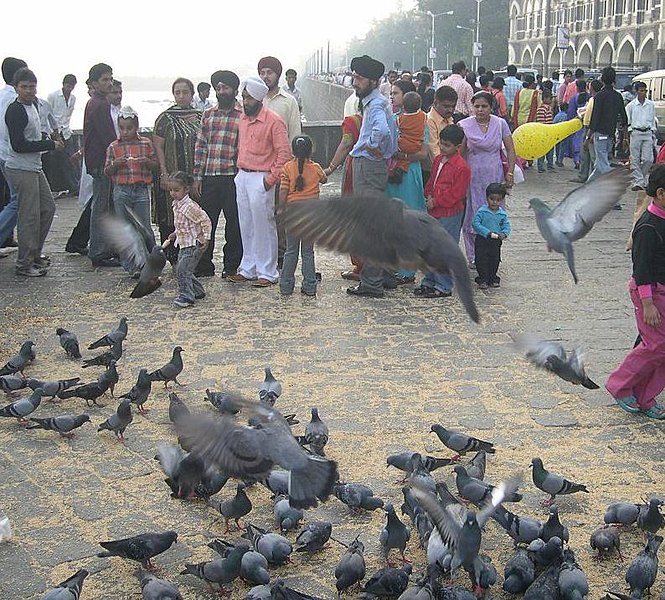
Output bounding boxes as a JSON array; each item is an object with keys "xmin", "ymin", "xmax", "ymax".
[{"xmin": 508, "ymin": 0, "xmax": 663, "ymax": 72}]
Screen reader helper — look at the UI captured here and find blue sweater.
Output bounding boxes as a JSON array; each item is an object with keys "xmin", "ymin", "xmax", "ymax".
[{"xmin": 472, "ymin": 205, "xmax": 512, "ymax": 238}]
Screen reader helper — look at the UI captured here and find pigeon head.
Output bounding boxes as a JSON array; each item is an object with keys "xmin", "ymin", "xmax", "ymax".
[
  {"xmin": 528, "ymin": 198, "xmax": 550, "ymax": 213},
  {"xmin": 80, "ymin": 415, "xmax": 92, "ymax": 425},
  {"xmin": 311, "ymin": 407, "xmax": 320, "ymax": 420},
  {"xmin": 55, "ymin": 328, "xmax": 67, "ymax": 336},
  {"xmin": 174, "ymin": 346, "xmax": 183, "ymax": 353},
  {"xmin": 384, "ymin": 503, "xmax": 396, "ymax": 515},
  {"xmin": 20, "ymin": 341, "xmax": 35, "ymax": 354},
  {"xmin": 430, "ymin": 424, "xmax": 445, "ymax": 435},
  {"xmin": 549, "ymin": 505, "xmax": 559, "ymax": 517},
  {"xmin": 530, "ymin": 457, "xmax": 543, "ymax": 469},
  {"xmin": 164, "ymin": 530, "xmax": 178, "ymax": 544},
  {"xmin": 349, "ymin": 536, "xmax": 364, "ymax": 553}
]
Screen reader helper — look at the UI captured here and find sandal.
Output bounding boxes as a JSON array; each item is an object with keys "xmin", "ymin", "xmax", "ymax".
[
  {"xmin": 640, "ymin": 404, "xmax": 665, "ymax": 419},
  {"xmin": 418, "ymin": 289, "xmax": 452, "ymax": 298},
  {"xmin": 341, "ymin": 270, "xmax": 360, "ymax": 281},
  {"xmin": 615, "ymin": 396, "xmax": 641, "ymax": 414},
  {"xmin": 414, "ymin": 285, "xmax": 434, "ymax": 296}
]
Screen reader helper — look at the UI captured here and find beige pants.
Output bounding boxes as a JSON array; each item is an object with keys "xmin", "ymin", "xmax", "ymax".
[{"xmin": 626, "ymin": 190, "xmax": 649, "ymax": 251}]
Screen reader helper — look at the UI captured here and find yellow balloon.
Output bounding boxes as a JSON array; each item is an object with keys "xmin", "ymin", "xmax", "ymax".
[{"xmin": 512, "ymin": 120, "xmax": 583, "ymax": 160}]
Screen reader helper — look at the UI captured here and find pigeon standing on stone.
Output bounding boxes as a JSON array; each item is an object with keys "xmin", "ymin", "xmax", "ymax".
[
  {"xmin": 0, "ymin": 388, "xmax": 45, "ymax": 424},
  {"xmin": 539, "ymin": 504, "xmax": 570, "ymax": 543},
  {"xmin": 527, "ymin": 536, "xmax": 564, "ymax": 566},
  {"xmin": 148, "ymin": 346, "xmax": 184, "ymax": 388},
  {"xmin": 98, "ymin": 360, "xmax": 119, "ymax": 398},
  {"xmin": 41, "ymin": 568, "xmax": 89, "ymax": 600},
  {"xmin": 294, "ymin": 521, "xmax": 332, "ymax": 553},
  {"xmin": 168, "ymin": 392, "xmax": 189, "ymax": 425},
  {"xmin": 335, "ymin": 536, "xmax": 366, "ymax": 596},
  {"xmin": 88, "ymin": 317, "xmax": 128, "ymax": 350},
  {"xmin": 454, "ymin": 465, "xmax": 522, "ymax": 505},
  {"xmin": 503, "ymin": 547, "xmax": 536, "ymax": 594},
  {"xmin": 379, "ymin": 503, "xmax": 410, "ymax": 564},
  {"xmin": 430, "ymin": 424, "xmax": 495, "ymax": 461},
  {"xmin": 205, "ymin": 389, "xmax": 241, "ymax": 414},
  {"xmin": 402, "ymin": 486, "xmax": 433, "ymax": 549},
  {"xmin": 207, "ymin": 540, "xmax": 270, "ymax": 585},
  {"xmin": 137, "ymin": 569, "xmax": 183, "ymax": 600},
  {"xmin": 558, "ymin": 548, "xmax": 589, "ymax": 600},
  {"xmin": 362, "ymin": 564, "xmax": 412, "ymax": 598},
  {"xmin": 0, "ymin": 374, "xmax": 28, "ymax": 394},
  {"xmin": 260, "ymin": 470, "xmax": 289, "ymax": 498},
  {"xmin": 97, "ymin": 530, "xmax": 178, "ymax": 569},
  {"xmin": 26, "ymin": 414, "xmax": 91, "ymax": 438},
  {"xmin": 491, "ymin": 506, "xmax": 543, "ymax": 546},
  {"xmin": 180, "ymin": 542, "xmax": 249, "ymax": 592},
  {"xmin": 334, "ymin": 483, "xmax": 384, "ymax": 512},
  {"xmin": 280, "ymin": 194, "xmax": 480, "ymax": 322},
  {"xmin": 637, "ymin": 498, "xmax": 664, "ymax": 535},
  {"xmin": 300, "ymin": 407, "xmax": 329, "ymax": 456},
  {"xmin": 208, "ymin": 483, "xmax": 252, "ymax": 531},
  {"xmin": 604, "ymin": 502, "xmax": 640, "ymax": 527},
  {"xmin": 258, "ymin": 366, "xmax": 282, "ymax": 405},
  {"xmin": 97, "ymin": 398, "xmax": 133, "ymax": 442},
  {"xmin": 0, "ymin": 341, "xmax": 35, "ymax": 376},
  {"xmin": 82, "ymin": 338, "xmax": 123, "ymax": 369},
  {"xmin": 119, "ymin": 368, "xmax": 152, "ymax": 414},
  {"xmin": 58, "ymin": 378, "xmax": 110, "ymax": 406},
  {"xmin": 274, "ymin": 495, "xmax": 304, "ymax": 532},
  {"xmin": 590, "ymin": 525, "xmax": 623, "ymax": 560},
  {"xmin": 530, "ymin": 457, "xmax": 589, "ymax": 506},
  {"xmin": 528, "ymin": 169, "xmax": 629, "ymax": 283},
  {"xmin": 56, "ymin": 328, "xmax": 82, "ymax": 360},
  {"xmin": 242, "ymin": 523, "xmax": 293, "ymax": 565},
  {"xmin": 622, "ymin": 534, "xmax": 662, "ymax": 599},
  {"xmin": 27, "ymin": 377, "xmax": 81, "ymax": 400}
]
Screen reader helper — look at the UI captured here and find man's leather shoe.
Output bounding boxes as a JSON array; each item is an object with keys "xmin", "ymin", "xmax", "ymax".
[
  {"xmin": 66, "ymin": 245, "xmax": 89, "ymax": 255},
  {"xmin": 347, "ymin": 285, "xmax": 384, "ymax": 298},
  {"xmin": 92, "ymin": 257, "xmax": 121, "ymax": 267}
]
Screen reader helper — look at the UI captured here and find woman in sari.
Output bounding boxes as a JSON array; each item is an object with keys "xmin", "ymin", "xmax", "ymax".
[
  {"xmin": 565, "ymin": 79, "xmax": 589, "ymax": 169},
  {"xmin": 152, "ymin": 77, "xmax": 202, "ymax": 253},
  {"xmin": 460, "ymin": 91, "xmax": 516, "ymax": 266}
]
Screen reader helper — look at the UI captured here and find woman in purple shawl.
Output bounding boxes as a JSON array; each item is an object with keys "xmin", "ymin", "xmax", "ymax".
[{"xmin": 459, "ymin": 91, "xmax": 516, "ymax": 265}]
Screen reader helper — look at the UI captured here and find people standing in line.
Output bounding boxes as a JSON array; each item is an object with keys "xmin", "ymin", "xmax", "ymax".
[
  {"xmin": 229, "ymin": 76, "xmax": 290, "ymax": 288},
  {"xmin": 423, "ymin": 85, "xmax": 457, "ymax": 185},
  {"xmin": 166, "ymin": 171, "xmax": 212, "ymax": 308},
  {"xmin": 346, "ymin": 54, "xmax": 397, "ymax": 299},
  {"xmin": 535, "ymin": 90, "xmax": 555, "ymax": 172},
  {"xmin": 279, "ymin": 135, "xmax": 327, "ymax": 297},
  {"xmin": 502, "ymin": 64, "xmax": 522, "ymax": 118},
  {"xmin": 440, "ymin": 61, "xmax": 474, "ymax": 118},
  {"xmin": 512, "ymin": 74, "xmax": 540, "ymax": 129},
  {"xmin": 415, "ymin": 124, "xmax": 471, "ymax": 299},
  {"xmin": 626, "ymin": 81, "xmax": 656, "ymax": 192},
  {"xmin": 192, "ymin": 70, "xmax": 243, "ymax": 279},
  {"xmin": 192, "ymin": 82, "xmax": 212, "ymax": 111},
  {"xmin": 282, "ymin": 68, "xmax": 303, "ymax": 114},
  {"xmin": 47, "ymin": 74, "xmax": 79, "ymax": 194},
  {"xmin": 472, "ymin": 182, "xmax": 511, "ymax": 289},
  {"xmin": 4, "ymin": 67, "xmax": 62, "ymax": 276}
]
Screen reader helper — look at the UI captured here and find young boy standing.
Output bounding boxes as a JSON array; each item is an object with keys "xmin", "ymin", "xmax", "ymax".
[
  {"xmin": 104, "ymin": 106, "xmax": 157, "ymax": 274},
  {"xmin": 414, "ymin": 124, "xmax": 471, "ymax": 298},
  {"xmin": 536, "ymin": 90, "xmax": 555, "ymax": 172},
  {"xmin": 472, "ymin": 182, "xmax": 511, "ymax": 289},
  {"xmin": 4, "ymin": 67, "xmax": 63, "ymax": 276}
]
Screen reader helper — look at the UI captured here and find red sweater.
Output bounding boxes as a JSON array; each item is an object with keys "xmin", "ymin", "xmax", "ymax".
[{"xmin": 424, "ymin": 152, "xmax": 471, "ymax": 218}]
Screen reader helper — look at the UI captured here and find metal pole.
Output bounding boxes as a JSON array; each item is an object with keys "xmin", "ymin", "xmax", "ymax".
[
  {"xmin": 431, "ymin": 14, "xmax": 435, "ymax": 70},
  {"xmin": 475, "ymin": 0, "xmax": 481, "ymax": 71}
]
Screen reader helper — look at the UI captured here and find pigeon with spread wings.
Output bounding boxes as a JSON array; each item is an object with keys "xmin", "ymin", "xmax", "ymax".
[
  {"xmin": 529, "ymin": 169, "xmax": 629, "ymax": 283},
  {"xmin": 280, "ymin": 195, "xmax": 480, "ymax": 323},
  {"xmin": 178, "ymin": 393, "xmax": 338, "ymax": 509}
]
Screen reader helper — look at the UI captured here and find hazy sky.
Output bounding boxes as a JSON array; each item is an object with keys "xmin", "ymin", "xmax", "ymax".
[{"xmin": 2, "ymin": 0, "xmax": 411, "ymax": 94}]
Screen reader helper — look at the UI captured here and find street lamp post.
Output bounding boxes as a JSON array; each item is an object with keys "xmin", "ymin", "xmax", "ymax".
[
  {"xmin": 456, "ymin": 24, "xmax": 474, "ymax": 67},
  {"xmin": 474, "ymin": 0, "xmax": 483, "ymax": 72},
  {"xmin": 426, "ymin": 10, "xmax": 454, "ymax": 70}
]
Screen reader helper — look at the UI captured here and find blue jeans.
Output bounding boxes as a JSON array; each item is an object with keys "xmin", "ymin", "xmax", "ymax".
[
  {"xmin": 420, "ymin": 211, "xmax": 464, "ymax": 293},
  {"xmin": 588, "ymin": 132, "xmax": 611, "ymax": 181},
  {"xmin": 537, "ymin": 150, "xmax": 554, "ymax": 170},
  {"xmin": 0, "ymin": 159, "xmax": 18, "ymax": 245},
  {"xmin": 112, "ymin": 183, "xmax": 151, "ymax": 272},
  {"xmin": 280, "ymin": 234, "xmax": 316, "ymax": 295},
  {"xmin": 176, "ymin": 244, "xmax": 205, "ymax": 302}
]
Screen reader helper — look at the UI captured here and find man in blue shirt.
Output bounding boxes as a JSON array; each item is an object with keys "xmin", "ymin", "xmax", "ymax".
[{"xmin": 347, "ymin": 54, "xmax": 397, "ymax": 298}]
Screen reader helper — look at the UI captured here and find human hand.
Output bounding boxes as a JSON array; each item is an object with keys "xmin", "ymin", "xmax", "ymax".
[
  {"xmin": 643, "ymin": 300, "xmax": 661, "ymax": 328},
  {"xmin": 191, "ymin": 180, "xmax": 202, "ymax": 200},
  {"xmin": 53, "ymin": 140, "xmax": 64, "ymax": 151},
  {"xmin": 498, "ymin": 233, "xmax": 507, "ymax": 240},
  {"xmin": 426, "ymin": 197, "xmax": 434, "ymax": 211}
]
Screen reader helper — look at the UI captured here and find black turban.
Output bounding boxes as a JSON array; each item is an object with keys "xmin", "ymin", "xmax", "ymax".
[{"xmin": 350, "ymin": 55, "xmax": 385, "ymax": 81}]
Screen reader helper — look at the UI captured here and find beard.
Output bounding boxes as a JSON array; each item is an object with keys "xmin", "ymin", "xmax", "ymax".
[
  {"xmin": 243, "ymin": 101, "xmax": 262, "ymax": 117},
  {"xmin": 216, "ymin": 94, "xmax": 236, "ymax": 110}
]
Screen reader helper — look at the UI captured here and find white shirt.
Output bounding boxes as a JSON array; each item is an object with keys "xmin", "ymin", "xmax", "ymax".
[
  {"xmin": 37, "ymin": 98, "xmax": 58, "ymax": 136},
  {"xmin": 0, "ymin": 84, "xmax": 17, "ymax": 161},
  {"xmin": 192, "ymin": 94, "xmax": 211, "ymax": 111},
  {"xmin": 110, "ymin": 103, "xmax": 121, "ymax": 138},
  {"xmin": 263, "ymin": 88, "xmax": 302, "ymax": 140},
  {"xmin": 379, "ymin": 81, "xmax": 392, "ymax": 98},
  {"xmin": 47, "ymin": 89, "xmax": 76, "ymax": 139},
  {"xmin": 626, "ymin": 97, "xmax": 656, "ymax": 132},
  {"xmin": 343, "ymin": 93, "xmax": 360, "ymax": 118}
]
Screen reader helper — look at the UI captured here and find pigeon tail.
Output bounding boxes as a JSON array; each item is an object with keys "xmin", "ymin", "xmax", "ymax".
[
  {"xmin": 562, "ymin": 240, "xmax": 578, "ymax": 284},
  {"xmin": 131, "ymin": 277, "xmax": 162, "ymax": 299},
  {"xmin": 582, "ymin": 377, "xmax": 600, "ymax": 390}
]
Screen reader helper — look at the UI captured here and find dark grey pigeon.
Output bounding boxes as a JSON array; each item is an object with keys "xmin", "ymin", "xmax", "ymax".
[
  {"xmin": 138, "ymin": 569, "xmax": 183, "ymax": 600},
  {"xmin": 241, "ymin": 523, "xmax": 292, "ymax": 565},
  {"xmin": 168, "ymin": 392, "xmax": 189, "ymax": 425},
  {"xmin": 154, "ymin": 443, "xmax": 205, "ymax": 499},
  {"xmin": 119, "ymin": 368, "xmax": 152, "ymax": 414},
  {"xmin": 531, "ymin": 457, "xmax": 589, "ymax": 506},
  {"xmin": 178, "ymin": 393, "xmax": 338, "ymax": 509},
  {"xmin": 397, "ymin": 566, "xmax": 440, "ymax": 600},
  {"xmin": 270, "ymin": 579, "xmax": 325, "ymax": 600},
  {"xmin": 205, "ymin": 389, "xmax": 241, "ymax": 414},
  {"xmin": 529, "ymin": 168, "xmax": 629, "ymax": 283},
  {"xmin": 294, "ymin": 520, "xmax": 332, "ymax": 553},
  {"xmin": 258, "ymin": 366, "xmax": 282, "ymax": 405},
  {"xmin": 514, "ymin": 334, "xmax": 599, "ymax": 389},
  {"xmin": 58, "ymin": 379, "xmax": 110, "ymax": 406},
  {"xmin": 430, "ymin": 424, "xmax": 495, "ymax": 460},
  {"xmin": 387, "ymin": 452, "xmax": 452, "ymax": 476},
  {"xmin": 56, "ymin": 328, "xmax": 82, "ymax": 360},
  {"xmin": 334, "ymin": 483, "xmax": 384, "ymax": 512},
  {"xmin": 41, "ymin": 568, "xmax": 88, "ymax": 600},
  {"xmin": 301, "ymin": 407, "xmax": 329, "ymax": 455},
  {"xmin": 0, "ymin": 341, "xmax": 35, "ymax": 376},
  {"xmin": 26, "ymin": 414, "xmax": 90, "ymax": 438},
  {"xmin": 605, "ymin": 502, "xmax": 640, "ymax": 526},
  {"xmin": 180, "ymin": 542, "xmax": 248, "ymax": 592},
  {"xmin": 464, "ymin": 451, "xmax": 487, "ymax": 481},
  {"xmin": 274, "ymin": 494, "xmax": 304, "ymax": 531},
  {"xmin": 491, "ymin": 506, "xmax": 542, "ymax": 546},
  {"xmin": 623, "ymin": 534, "xmax": 662, "ymax": 598},
  {"xmin": 97, "ymin": 530, "xmax": 178, "ymax": 569},
  {"xmin": 0, "ymin": 374, "xmax": 28, "ymax": 393},
  {"xmin": 280, "ymin": 194, "xmax": 479, "ymax": 322},
  {"xmin": 97, "ymin": 398, "xmax": 133, "ymax": 442},
  {"xmin": 362, "ymin": 564, "xmax": 412, "ymax": 598},
  {"xmin": 335, "ymin": 537, "xmax": 366, "ymax": 596},
  {"xmin": 82, "ymin": 338, "xmax": 123, "ymax": 368},
  {"xmin": 88, "ymin": 317, "xmax": 128, "ymax": 350},
  {"xmin": 208, "ymin": 483, "xmax": 252, "ymax": 531},
  {"xmin": 407, "ymin": 454, "xmax": 437, "ymax": 495},
  {"xmin": 523, "ymin": 564, "xmax": 560, "ymax": 600},
  {"xmin": 503, "ymin": 547, "xmax": 535, "ymax": 594},
  {"xmin": 402, "ymin": 486, "xmax": 433, "ymax": 549},
  {"xmin": 454, "ymin": 465, "xmax": 522, "ymax": 505},
  {"xmin": 260, "ymin": 469, "xmax": 289, "ymax": 497},
  {"xmin": 148, "ymin": 346, "xmax": 183, "ymax": 388},
  {"xmin": 527, "ymin": 536, "xmax": 564, "ymax": 566},
  {"xmin": 637, "ymin": 498, "xmax": 664, "ymax": 535},
  {"xmin": 539, "ymin": 504, "xmax": 570, "ymax": 543},
  {"xmin": 98, "ymin": 360, "xmax": 119, "ymax": 397},
  {"xmin": 0, "ymin": 388, "xmax": 45, "ymax": 424},
  {"xmin": 558, "ymin": 548, "xmax": 588, "ymax": 600},
  {"xmin": 27, "ymin": 377, "xmax": 81, "ymax": 400},
  {"xmin": 207, "ymin": 540, "xmax": 270, "ymax": 585},
  {"xmin": 590, "ymin": 525, "xmax": 623, "ymax": 560},
  {"xmin": 379, "ymin": 503, "xmax": 410, "ymax": 564}
]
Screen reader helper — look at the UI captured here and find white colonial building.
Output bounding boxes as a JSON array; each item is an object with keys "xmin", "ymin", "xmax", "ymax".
[{"xmin": 508, "ymin": 0, "xmax": 663, "ymax": 72}]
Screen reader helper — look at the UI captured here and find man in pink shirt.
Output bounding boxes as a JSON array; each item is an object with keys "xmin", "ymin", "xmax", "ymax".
[
  {"xmin": 229, "ymin": 76, "xmax": 291, "ymax": 287},
  {"xmin": 439, "ymin": 61, "xmax": 474, "ymax": 117}
]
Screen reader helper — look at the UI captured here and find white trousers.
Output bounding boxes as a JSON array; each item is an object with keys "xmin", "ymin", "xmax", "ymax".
[
  {"xmin": 629, "ymin": 130, "xmax": 654, "ymax": 188},
  {"xmin": 234, "ymin": 170, "xmax": 279, "ymax": 282}
]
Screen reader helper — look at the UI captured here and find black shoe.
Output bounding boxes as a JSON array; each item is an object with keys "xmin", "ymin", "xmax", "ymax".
[
  {"xmin": 612, "ymin": 204, "xmax": 623, "ymax": 211},
  {"xmin": 631, "ymin": 185, "xmax": 644, "ymax": 191},
  {"xmin": 92, "ymin": 257, "xmax": 121, "ymax": 267},
  {"xmin": 65, "ymin": 245, "xmax": 89, "ymax": 255},
  {"xmin": 194, "ymin": 292, "xmax": 206, "ymax": 300},
  {"xmin": 220, "ymin": 270, "xmax": 235, "ymax": 279},
  {"xmin": 194, "ymin": 270, "xmax": 215, "ymax": 278},
  {"xmin": 2, "ymin": 238, "xmax": 18, "ymax": 248},
  {"xmin": 315, "ymin": 272, "xmax": 322, "ymax": 282},
  {"xmin": 382, "ymin": 274, "xmax": 399, "ymax": 289},
  {"xmin": 347, "ymin": 285, "xmax": 385, "ymax": 298}
]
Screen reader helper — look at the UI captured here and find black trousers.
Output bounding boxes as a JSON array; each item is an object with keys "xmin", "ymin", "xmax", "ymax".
[
  {"xmin": 196, "ymin": 175, "xmax": 242, "ymax": 276},
  {"xmin": 65, "ymin": 199, "xmax": 91, "ymax": 250},
  {"xmin": 474, "ymin": 235, "xmax": 502, "ymax": 283}
]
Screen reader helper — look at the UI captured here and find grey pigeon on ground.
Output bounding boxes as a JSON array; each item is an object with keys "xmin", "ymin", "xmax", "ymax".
[
  {"xmin": 531, "ymin": 457, "xmax": 589, "ymax": 506},
  {"xmin": 27, "ymin": 377, "xmax": 81, "ymax": 400},
  {"xmin": 260, "ymin": 469, "xmax": 289, "ymax": 497},
  {"xmin": 590, "ymin": 525, "xmax": 623, "ymax": 560},
  {"xmin": 180, "ymin": 542, "xmax": 249, "ymax": 592},
  {"xmin": 97, "ymin": 398, "xmax": 133, "ymax": 442},
  {"xmin": 208, "ymin": 483, "xmax": 252, "ymax": 531},
  {"xmin": 335, "ymin": 536, "xmax": 366, "ymax": 596},
  {"xmin": 523, "ymin": 564, "xmax": 561, "ymax": 600},
  {"xmin": 0, "ymin": 388, "xmax": 45, "ymax": 424},
  {"xmin": 637, "ymin": 498, "xmax": 664, "ymax": 535},
  {"xmin": 464, "ymin": 451, "xmax": 487, "ymax": 481},
  {"xmin": 207, "ymin": 540, "xmax": 270, "ymax": 585},
  {"xmin": 299, "ymin": 407, "xmax": 329, "ymax": 455},
  {"xmin": 119, "ymin": 368, "xmax": 152, "ymax": 414},
  {"xmin": 491, "ymin": 506, "xmax": 542, "ymax": 545},
  {"xmin": 379, "ymin": 503, "xmax": 411, "ymax": 564},
  {"xmin": 241, "ymin": 523, "xmax": 292, "ymax": 565},
  {"xmin": 178, "ymin": 393, "xmax": 338, "ymax": 509},
  {"xmin": 558, "ymin": 548, "xmax": 589, "ymax": 600},
  {"xmin": 454, "ymin": 464, "xmax": 522, "ymax": 505},
  {"xmin": 527, "ymin": 536, "xmax": 564, "ymax": 566},
  {"xmin": 168, "ymin": 392, "xmax": 189, "ymax": 425},
  {"xmin": 406, "ymin": 454, "xmax": 437, "ymax": 495},
  {"xmin": 97, "ymin": 530, "xmax": 178, "ymax": 569},
  {"xmin": 513, "ymin": 334, "xmax": 599, "ymax": 389},
  {"xmin": 397, "ymin": 565, "xmax": 441, "ymax": 600},
  {"xmin": 82, "ymin": 338, "xmax": 123, "ymax": 368},
  {"xmin": 273, "ymin": 495, "xmax": 304, "ymax": 531},
  {"xmin": 138, "ymin": 569, "xmax": 183, "ymax": 600},
  {"xmin": 334, "ymin": 483, "xmax": 384, "ymax": 512},
  {"xmin": 205, "ymin": 389, "xmax": 241, "ymax": 414},
  {"xmin": 98, "ymin": 360, "xmax": 119, "ymax": 397},
  {"xmin": 503, "ymin": 547, "xmax": 536, "ymax": 594},
  {"xmin": 0, "ymin": 374, "xmax": 28, "ymax": 393},
  {"xmin": 58, "ymin": 379, "xmax": 110, "ymax": 406},
  {"xmin": 362, "ymin": 564, "xmax": 412, "ymax": 598},
  {"xmin": 258, "ymin": 366, "xmax": 282, "ymax": 405},
  {"xmin": 281, "ymin": 194, "xmax": 480, "ymax": 322},
  {"xmin": 430, "ymin": 424, "xmax": 495, "ymax": 461},
  {"xmin": 56, "ymin": 328, "xmax": 82, "ymax": 360},
  {"xmin": 263, "ymin": 579, "xmax": 324, "ymax": 600},
  {"xmin": 622, "ymin": 534, "xmax": 662, "ymax": 598},
  {"xmin": 605, "ymin": 502, "xmax": 641, "ymax": 526},
  {"xmin": 148, "ymin": 346, "xmax": 184, "ymax": 388},
  {"xmin": 154, "ymin": 443, "xmax": 206, "ymax": 499},
  {"xmin": 41, "ymin": 568, "xmax": 89, "ymax": 600},
  {"xmin": 387, "ymin": 452, "xmax": 452, "ymax": 477},
  {"xmin": 0, "ymin": 340, "xmax": 35, "ymax": 376},
  {"xmin": 26, "ymin": 414, "xmax": 91, "ymax": 438},
  {"xmin": 539, "ymin": 504, "xmax": 570, "ymax": 543},
  {"xmin": 401, "ymin": 486, "xmax": 433, "ymax": 549},
  {"xmin": 294, "ymin": 520, "xmax": 332, "ymax": 553},
  {"xmin": 88, "ymin": 317, "xmax": 128, "ymax": 349},
  {"xmin": 529, "ymin": 168, "xmax": 629, "ymax": 283}
]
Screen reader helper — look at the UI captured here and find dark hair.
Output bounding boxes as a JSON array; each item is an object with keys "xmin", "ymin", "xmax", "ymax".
[
  {"xmin": 575, "ymin": 79, "xmax": 587, "ymax": 93},
  {"xmin": 197, "ymin": 81, "xmax": 211, "ymax": 94},
  {"xmin": 420, "ymin": 66, "xmax": 430, "ymax": 73},
  {"xmin": 541, "ymin": 80, "xmax": 554, "ymax": 91},
  {"xmin": 574, "ymin": 68, "xmax": 585, "ymax": 79},
  {"xmin": 387, "ymin": 69, "xmax": 398, "ymax": 77},
  {"xmin": 402, "ymin": 91, "xmax": 421, "ymax": 113},
  {"xmin": 111, "ymin": 79, "xmax": 122, "ymax": 88},
  {"xmin": 170, "ymin": 171, "xmax": 194, "ymax": 187},
  {"xmin": 88, "ymin": 63, "xmax": 112, "ymax": 82},
  {"xmin": 589, "ymin": 79, "xmax": 603, "ymax": 93},
  {"xmin": 118, "ymin": 114, "xmax": 139, "ymax": 127},
  {"xmin": 392, "ymin": 79, "xmax": 416, "ymax": 95},
  {"xmin": 2, "ymin": 57, "xmax": 27, "ymax": 85},
  {"xmin": 477, "ymin": 66, "xmax": 486, "ymax": 76},
  {"xmin": 172, "ymin": 77, "xmax": 194, "ymax": 95},
  {"xmin": 486, "ymin": 70, "xmax": 494, "ymax": 80},
  {"xmin": 435, "ymin": 85, "xmax": 458, "ymax": 103},
  {"xmin": 472, "ymin": 91, "xmax": 494, "ymax": 106},
  {"xmin": 563, "ymin": 69, "xmax": 573, "ymax": 76},
  {"xmin": 646, "ymin": 164, "xmax": 665, "ymax": 197},
  {"xmin": 63, "ymin": 74, "xmax": 77, "ymax": 86},
  {"xmin": 452, "ymin": 61, "xmax": 466, "ymax": 75},
  {"xmin": 559, "ymin": 101, "xmax": 569, "ymax": 112},
  {"xmin": 601, "ymin": 66, "xmax": 616, "ymax": 85},
  {"xmin": 419, "ymin": 72, "xmax": 432, "ymax": 88},
  {"xmin": 506, "ymin": 64, "xmax": 517, "ymax": 76},
  {"xmin": 492, "ymin": 76, "xmax": 505, "ymax": 91},
  {"xmin": 465, "ymin": 72, "xmax": 477, "ymax": 87},
  {"xmin": 479, "ymin": 74, "xmax": 491, "ymax": 88},
  {"xmin": 541, "ymin": 90, "xmax": 553, "ymax": 101},
  {"xmin": 439, "ymin": 123, "xmax": 465, "ymax": 145},
  {"xmin": 486, "ymin": 182, "xmax": 507, "ymax": 198},
  {"xmin": 634, "ymin": 81, "xmax": 647, "ymax": 91},
  {"xmin": 551, "ymin": 71, "xmax": 559, "ymax": 79},
  {"xmin": 291, "ymin": 135, "xmax": 313, "ymax": 192},
  {"xmin": 285, "ymin": 68, "xmax": 297, "ymax": 77},
  {"xmin": 12, "ymin": 67, "xmax": 36, "ymax": 86}
]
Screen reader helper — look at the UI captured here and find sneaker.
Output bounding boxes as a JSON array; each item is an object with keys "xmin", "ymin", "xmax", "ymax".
[
  {"xmin": 173, "ymin": 296, "xmax": 194, "ymax": 308},
  {"xmin": 640, "ymin": 404, "xmax": 665, "ymax": 419},
  {"xmin": 478, "ymin": 281, "xmax": 489, "ymax": 290},
  {"xmin": 490, "ymin": 281, "xmax": 501, "ymax": 288},
  {"xmin": 16, "ymin": 266, "xmax": 47, "ymax": 277}
]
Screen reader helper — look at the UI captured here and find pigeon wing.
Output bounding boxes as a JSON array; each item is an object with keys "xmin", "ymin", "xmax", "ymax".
[
  {"xmin": 477, "ymin": 474, "xmax": 523, "ymax": 528},
  {"xmin": 411, "ymin": 485, "xmax": 463, "ymax": 549},
  {"xmin": 103, "ymin": 215, "xmax": 149, "ymax": 269}
]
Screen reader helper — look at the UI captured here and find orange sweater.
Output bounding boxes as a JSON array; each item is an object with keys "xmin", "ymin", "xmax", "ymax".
[{"xmin": 280, "ymin": 158, "xmax": 327, "ymax": 202}]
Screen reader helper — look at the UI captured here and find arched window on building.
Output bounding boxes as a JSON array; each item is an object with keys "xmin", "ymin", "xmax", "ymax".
[{"xmin": 526, "ymin": 0, "xmax": 533, "ymax": 33}]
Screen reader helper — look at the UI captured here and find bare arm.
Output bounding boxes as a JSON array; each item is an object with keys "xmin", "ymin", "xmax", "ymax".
[
  {"xmin": 502, "ymin": 133, "xmax": 516, "ymax": 188},
  {"xmin": 324, "ymin": 136, "xmax": 355, "ymax": 176}
]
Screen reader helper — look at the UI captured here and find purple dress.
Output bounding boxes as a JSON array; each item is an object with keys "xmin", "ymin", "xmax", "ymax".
[{"xmin": 459, "ymin": 115, "xmax": 510, "ymax": 262}]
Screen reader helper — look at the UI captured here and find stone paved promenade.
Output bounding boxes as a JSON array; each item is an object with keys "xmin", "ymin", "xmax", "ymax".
[{"xmin": 0, "ymin": 165, "xmax": 662, "ymax": 599}]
